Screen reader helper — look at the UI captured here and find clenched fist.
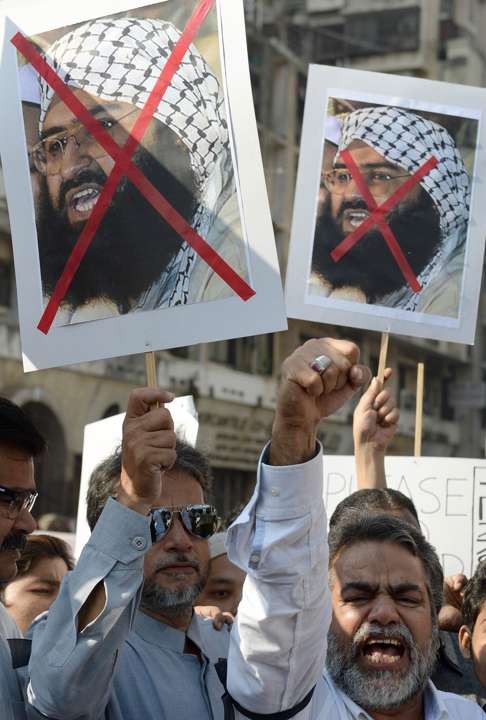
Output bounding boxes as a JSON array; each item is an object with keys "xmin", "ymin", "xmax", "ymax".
[{"xmin": 118, "ymin": 388, "xmax": 177, "ymax": 515}]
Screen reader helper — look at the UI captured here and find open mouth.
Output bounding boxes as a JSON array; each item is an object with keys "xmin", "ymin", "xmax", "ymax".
[
  {"xmin": 67, "ymin": 184, "xmax": 101, "ymax": 215},
  {"xmin": 343, "ymin": 208, "xmax": 369, "ymax": 228},
  {"xmin": 360, "ymin": 637, "xmax": 406, "ymax": 667}
]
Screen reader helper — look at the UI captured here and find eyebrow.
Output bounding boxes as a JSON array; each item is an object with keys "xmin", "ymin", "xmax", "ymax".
[
  {"xmin": 30, "ymin": 578, "xmax": 61, "ymax": 588},
  {"xmin": 207, "ymin": 578, "xmax": 233, "ymax": 586},
  {"xmin": 341, "ymin": 581, "xmax": 423, "ymax": 595},
  {"xmin": 333, "ymin": 161, "xmax": 401, "ymax": 171},
  {"xmin": 41, "ymin": 103, "xmax": 124, "ymax": 140}
]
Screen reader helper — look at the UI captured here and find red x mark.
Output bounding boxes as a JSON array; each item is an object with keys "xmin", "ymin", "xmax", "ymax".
[
  {"xmin": 329, "ymin": 149, "xmax": 439, "ymax": 294},
  {"xmin": 12, "ymin": 0, "xmax": 255, "ymax": 335}
]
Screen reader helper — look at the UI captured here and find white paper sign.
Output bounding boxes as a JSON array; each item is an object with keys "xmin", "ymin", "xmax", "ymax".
[
  {"xmin": 325, "ymin": 456, "xmax": 486, "ymax": 577},
  {"xmin": 0, "ymin": 0, "xmax": 286, "ymax": 371},
  {"xmin": 286, "ymin": 65, "xmax": 486, "ymax": 344},
  {"xmin": 74, "ymin": 395, "xmax": 198, "ymax": 557}
]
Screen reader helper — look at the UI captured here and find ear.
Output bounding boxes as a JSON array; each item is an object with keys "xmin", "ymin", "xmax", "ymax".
[{"xmin": 459, "ymin": 625, "xmax": 472, "ymax": 658}]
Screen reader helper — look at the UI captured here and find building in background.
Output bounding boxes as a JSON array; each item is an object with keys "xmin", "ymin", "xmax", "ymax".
[{"xmin": 0, "ymin": 0, "xmax": 485, "ymax": 525}]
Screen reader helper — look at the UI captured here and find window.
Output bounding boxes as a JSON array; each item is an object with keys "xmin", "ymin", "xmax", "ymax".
[{"xmin": 0, "ymin": 260, "xmax": 12, "ymax": 308}]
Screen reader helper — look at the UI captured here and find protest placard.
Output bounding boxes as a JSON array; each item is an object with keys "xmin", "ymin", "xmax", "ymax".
[
  {"xmin": 324, "ymin": 455, "xmax": 486, "ymax": 577},
  {"xmin": 0, "ymin": 0, "xmax": 286, "ymax": 371},
  {"xmin": 75, "ymin": 394, "xmax": 198, "ymax": 556},
  {"xmin": 286, "ymin": 65, "xmax": 486, "ymax": 344}
]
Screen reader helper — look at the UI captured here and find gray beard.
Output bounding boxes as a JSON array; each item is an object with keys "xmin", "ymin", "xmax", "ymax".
[
  {"xmin": 326, "ymin": 620, "xmax": 439, "ymax": 712},
  {"xmin": 140, "ymin": 573, "xmax": 206, "ymax": 618}
]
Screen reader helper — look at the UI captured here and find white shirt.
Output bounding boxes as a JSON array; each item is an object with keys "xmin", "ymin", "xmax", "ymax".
[{"xmin": 226, "ymin": 446, "xmax": 484, "ymax": 720}]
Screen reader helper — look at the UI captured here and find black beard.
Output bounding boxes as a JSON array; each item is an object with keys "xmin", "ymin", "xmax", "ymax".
[
  {"xmin": 37, "ymin": 138, "xmax": 197, "ymax": 312},
  {"xmin": 311, "ymin": 191, "xmax": 441, "ymax": 301},
  {"xmin": 1, "ymin": 532, "xmax": 27, "ymax": 552}
]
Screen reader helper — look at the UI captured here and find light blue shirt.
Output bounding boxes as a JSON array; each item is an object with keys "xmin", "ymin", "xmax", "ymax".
[{"xmin": 26, "ymin": 497, "xmax": 228, "ymax": 719}]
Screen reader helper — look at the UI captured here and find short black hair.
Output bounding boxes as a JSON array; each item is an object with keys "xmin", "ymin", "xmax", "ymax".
[
  {"xmin": 328, "ymin": 511, "xmax": 444, "ymax": 615},
  {"xmin": 86, "ymin": 439, "xmax": 213, "ymax": 530},
  {"xmin": 330, "ymin": 488, "xmax": 420, "ymax": 529},
  {"xmin": 462, "ymin": 561, "xmax": 486, "ymax": 629},
  {"xmin": 0, "ymin": 397, "xmax": 46, "ymax": 457}
]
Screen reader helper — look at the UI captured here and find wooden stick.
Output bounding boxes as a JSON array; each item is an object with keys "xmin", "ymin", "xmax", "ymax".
[
  {"xmin": 144, "ymin": 351, "xmax": 158, "ymax": 389},
  {"xmin": 377, "ymin": 332, "xmax": 389, "ymax": 384},
  {"xmin": 414, "ymin": 362, "xmax": 425, "ymax": 457}
]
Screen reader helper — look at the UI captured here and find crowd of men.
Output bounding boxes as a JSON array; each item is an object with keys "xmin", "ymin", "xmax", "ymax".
[{"xmin": 0, "ymin": 337, "xmax": 486, "ymax": 719}]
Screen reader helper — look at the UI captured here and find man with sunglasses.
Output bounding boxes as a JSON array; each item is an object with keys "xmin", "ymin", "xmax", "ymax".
[
  {"xmin": 27, "ymin": 390, "xmax": 228, "ymax": 720},
  {"xmin": 0, "ymin": 396, "xmax": 45, "ymax": 718}
]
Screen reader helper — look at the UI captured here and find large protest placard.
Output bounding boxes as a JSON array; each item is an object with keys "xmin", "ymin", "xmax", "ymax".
[
  {"xmin": 286, "ymin": 65, "xmax": 486, "ymax": 344},
  {"xmin": 0, "ymin": 0, "xmax": 286, "ymax": 371},
  {"xmin": 324, "ymin": 456, "xmax": 486, "ymax": 577},
  {"xmin": 75, "ymin": 394, "xmax": 198, "ymax": 556}
]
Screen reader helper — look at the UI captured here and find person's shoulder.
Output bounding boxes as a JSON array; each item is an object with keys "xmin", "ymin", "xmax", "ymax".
[
  {"xmin": 0, "ymin": 603, "xmax": 22, "ymax": 640},
  {"xmin": 435, "ymin": 687, "xmax": 486, "ymax": 716}
]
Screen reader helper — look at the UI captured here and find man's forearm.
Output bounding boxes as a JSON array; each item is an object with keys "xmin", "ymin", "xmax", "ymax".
[
  {"xmin": 269, "ymin": 421, "xmax": 317, "ymax": 466},
  {"xmin": 355, "ymin": 445, "xmax": 386, "ymax": 489}
]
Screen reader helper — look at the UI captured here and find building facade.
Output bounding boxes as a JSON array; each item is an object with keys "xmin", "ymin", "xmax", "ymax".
[{"xmin": 0, "ymin": 0, "xmax": 485, "ymax": 526}]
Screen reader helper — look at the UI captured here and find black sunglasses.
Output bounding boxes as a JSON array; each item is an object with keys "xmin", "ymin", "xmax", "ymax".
[
  {"xmin": 0, "ymin": 485, "xmax": 38, "ymax": 518},
  {"xmin": 150, "ymin": 504, "xmax": 219, "ymax": 543}
]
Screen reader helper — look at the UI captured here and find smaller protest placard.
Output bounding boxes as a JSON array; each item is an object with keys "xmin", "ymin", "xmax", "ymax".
[
  {"xmin": 324, "ymin": 455, "xmax": 486, "ymax": 577},
  {"xmin": 0, "ymin": 0, "xmax": 286, "ymax": 371},
  {"xmin": 286, "ymin": 65, "xmax": 486, "ymax": 344},
  {"xmin": 75, "ymin": 395, "xmax": 198, "ymax": 556}
]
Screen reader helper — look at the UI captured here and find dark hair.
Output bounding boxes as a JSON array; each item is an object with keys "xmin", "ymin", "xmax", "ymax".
[
  {"xmin": 86, "ymin": 439, "xmax": 213, "ymax": 531},
  {"xmin": 0, "ymin": 397, "xmax": 46, "ymax": 457},
  {"xmin": 328, "ymin": 512, "xmax": 444, "ymax": 614},
  {"xmin": 0, "ymin": 534, "xmax": 74, "ymax": 600},
  {"xmin": 462, "ymin": 560, "xmax": 486, "ymax": 629},
  {"xmin": 329, "ymin": 488, "xmax": 420, "ymax": 529}
]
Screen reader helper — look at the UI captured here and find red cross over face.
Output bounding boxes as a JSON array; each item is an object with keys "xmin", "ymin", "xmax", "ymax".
[
  {"xmin": 315, "ymin": 137, "xmax": 440, "ymax": 299},
  {"xmin": 328, "ymin": 141, "xmax": 423, "ymax": 236}
]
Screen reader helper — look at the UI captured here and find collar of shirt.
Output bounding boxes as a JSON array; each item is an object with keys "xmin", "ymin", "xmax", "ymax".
[{"xmin": 133, "ymin": 611, "xmax": 202, "ymax": 654}]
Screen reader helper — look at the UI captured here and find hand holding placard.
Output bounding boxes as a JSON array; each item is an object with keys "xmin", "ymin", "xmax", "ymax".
[{"xmin": 118, "ymin": 388, "xmax": 176, "ymax": 516}]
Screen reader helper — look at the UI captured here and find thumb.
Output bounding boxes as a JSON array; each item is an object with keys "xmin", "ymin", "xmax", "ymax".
[{"xmin": 356, "ymin": 376, "xmax": 381, "ymax": 412}]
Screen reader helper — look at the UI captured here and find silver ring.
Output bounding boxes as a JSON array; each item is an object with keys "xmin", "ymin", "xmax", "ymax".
[{"xmin": 310, "ymin": 354, "xmax": 332, "ymax": 374}]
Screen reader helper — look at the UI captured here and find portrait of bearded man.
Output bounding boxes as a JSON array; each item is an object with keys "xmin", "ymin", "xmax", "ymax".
[
  {"xmin": 28, "ymin": 16, "xmax": 247, "ymax": 325},
  {"xmin": 309, "ymin": 106, "xmax": 471, "ymax": 318}
]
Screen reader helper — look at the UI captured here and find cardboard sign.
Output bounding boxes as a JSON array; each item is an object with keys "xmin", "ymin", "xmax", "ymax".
[
  {"xmin": 324, "ymin": 455, "xmax": 486, "ymax": 577},
  {"xmin": 75, "ymin": 394, "xmax": 198, "ymax": 556},
  {"xmin": 286, "ymin": 65, "xmax": 486, "ymax": 344},
  {"xmin": 0, "ymin": 0, "xmax": 286, "ymax": 371}
]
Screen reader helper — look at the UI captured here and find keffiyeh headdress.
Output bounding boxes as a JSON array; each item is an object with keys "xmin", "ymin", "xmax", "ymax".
[
  {"xmin": 40, "ymin": 17, "xmax": 234, "ymax": 307},
  {"xmin": 338, "ymin": 106, "xmax": 470, "ymax": 237}
]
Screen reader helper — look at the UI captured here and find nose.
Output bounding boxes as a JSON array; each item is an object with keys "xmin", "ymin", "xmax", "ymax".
[
  {"xmin": 367, "ymin": 594, "xmax": 401, "ymax": 626},
  {"xmin": 163, "ymin": 515, "xmax": 194, "ymax": 553},
  {"xmin": 342, "ymin": 176, "xmax": 362, "ymax": 200},
  {"xmin": 59, "ymin": 135, "xmax": 92, "ymax": 180},
  {"xmin": 12, "ymin": 508, "xmax": 36, "ymax": 536}
]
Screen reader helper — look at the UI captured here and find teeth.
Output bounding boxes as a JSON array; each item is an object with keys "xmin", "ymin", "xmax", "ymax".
[
  {"xmin": 367, "ymin": 638, "xmax": 401, "ymax": 646},
  {"xmin": 72, "ymin": 187, "xmax": 100, "ymax": 213},
  {"xmin": 368, "ymin": 652, "xmax": 401, "ymax": 664}
]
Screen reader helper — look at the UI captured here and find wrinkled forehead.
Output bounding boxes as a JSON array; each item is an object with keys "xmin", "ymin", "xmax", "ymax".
[
  {"xmin": 153, "ymin": 469, "xmax": 205, "ymax": 508},
  {"xmin": 331, "ymin": 540, "xmax": 428, "ymax": 591}
]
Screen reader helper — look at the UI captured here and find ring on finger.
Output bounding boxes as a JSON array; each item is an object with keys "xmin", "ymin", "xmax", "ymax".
[{"xmin": 310, "ymin": 354, "xmax": 332, "ymax": 375}]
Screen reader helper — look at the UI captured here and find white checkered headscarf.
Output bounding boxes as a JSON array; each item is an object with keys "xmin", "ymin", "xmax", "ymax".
[
  {"xmin": 39, "ymin": 17, "xmax": 234, "ymax": 307},
  {"xmin": 338, "ymin": 106, "xmax": 470, "ymax": 237}
]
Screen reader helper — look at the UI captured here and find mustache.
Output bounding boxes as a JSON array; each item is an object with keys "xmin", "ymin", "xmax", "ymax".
[
  {"xmin": 152, "ymin": 553, "xmax": 200, "ymax": 573},
  {"xmin": 59, "ymin": 167, "xmax": 107, "ymax": 211},
  {"xmin": 336, "ymin": 197, "xmax": 369, "ymax": 221},
  {"xmin": 352, "ymin": 621, "xmax": 414, "ymax": 657},
  {"xmin": 1, "ymin": 532, "xmax": 27, "ymax": 552}
]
